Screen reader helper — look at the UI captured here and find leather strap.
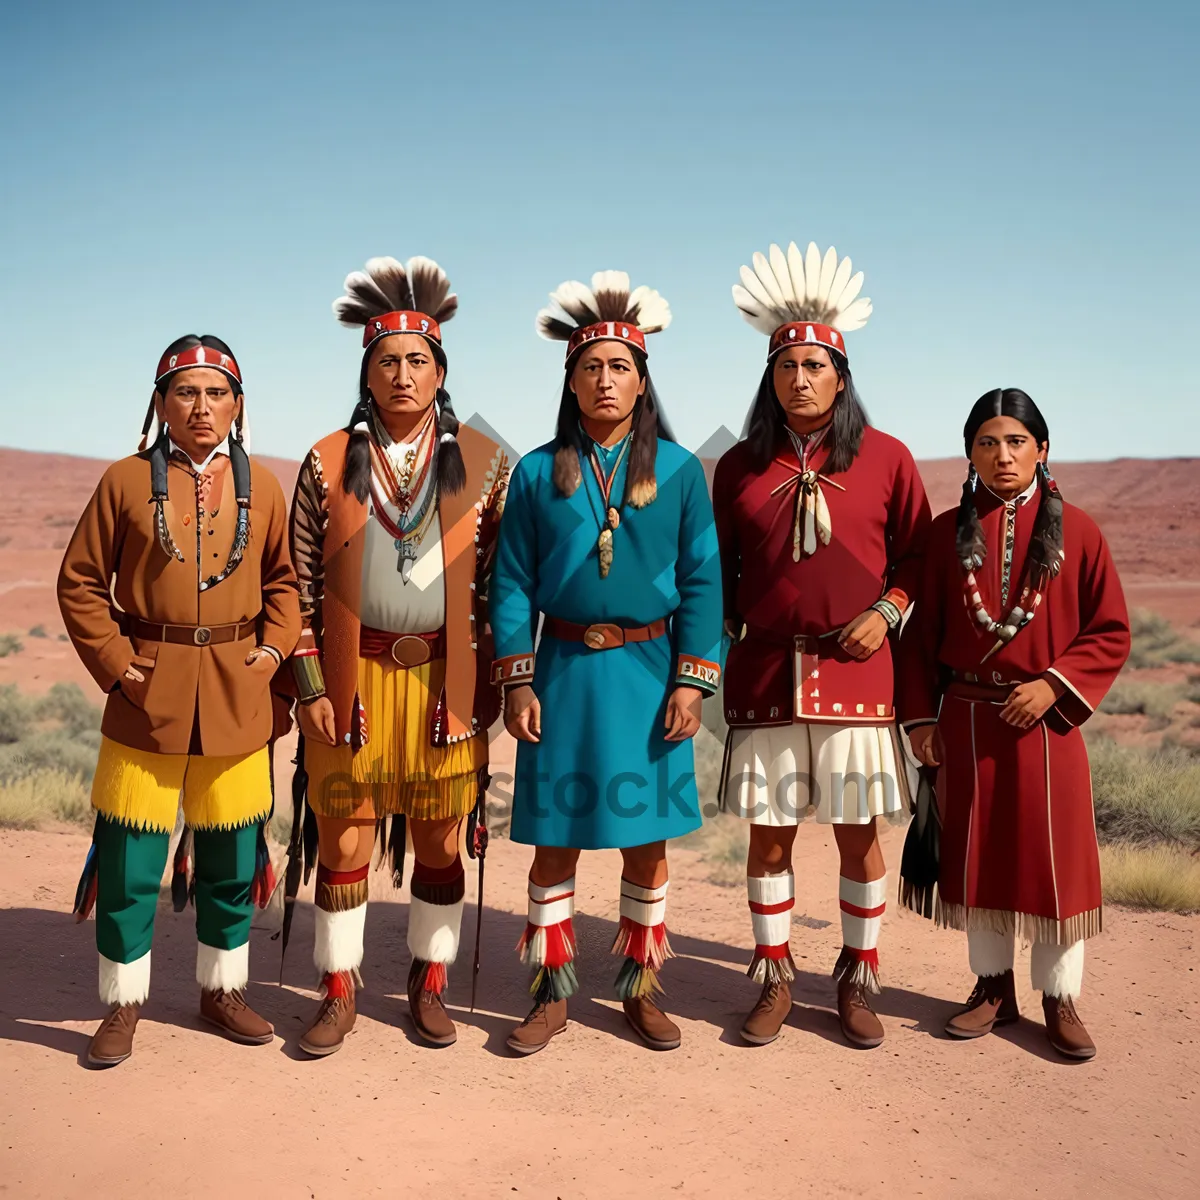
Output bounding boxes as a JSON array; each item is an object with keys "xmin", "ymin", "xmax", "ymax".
[
  {"xmin": 542, "ymin": 616, "xmax": 668, "ymax": 651},
  {"xmin": 127, "ymin": 616, "xmax": 258, "ymax": 647}
]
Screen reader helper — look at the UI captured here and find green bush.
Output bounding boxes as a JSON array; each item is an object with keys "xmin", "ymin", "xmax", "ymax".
[
  {"xmin": 0, "ymin": 685, "xmax": 35, "ymax": 744},
  {"xmin": 28, "ymin": 624, "xmax": 48, "ymax": 639},
  {"xmin": 0, "ymin": 633, "xmax": 23, "ymax": 658},
  {"xmin": 1101, "ymin": 843, "xmax": 1200, "ymax": 913},
  {"xmin": 1127, "ymin": 610, "xmax": 1200, "ymax": 668},
  {"xmin": 1089, "ymin": 737, "xmax": 1200, "ymax": 850}
]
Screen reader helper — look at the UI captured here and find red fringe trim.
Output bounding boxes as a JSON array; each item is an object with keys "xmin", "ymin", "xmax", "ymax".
[
  {"xmin": 415, "ymin": 961, "xmax": 448, "ymax": 996},
  {"xmin": 516, "ymin": 918, "xmax": 576, "ymax": 969},
  {"xmin": 250, "ymin": 858, "xmax": 277, "ymax": 910},
  {"xmin": 610, "ymin": 918, "xmax": 673, "ymax": 970},
  {"xmin": 323, "ymin": 970, "xmax": 356, "ymax": 1001}
]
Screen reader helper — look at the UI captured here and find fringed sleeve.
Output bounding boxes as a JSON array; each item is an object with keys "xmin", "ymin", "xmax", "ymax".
[
  {"xmin": 288, "ymin": 450, "xmax": 329, "ymax": 701},
  {"xmin": 57, "ymin": 464, "xmax": 135, "ymax": 693},
  {"xmin": 672, "ymin": 453, "xmax": 724, "ymax": 693},
  {"xmin": 488, "ymin": 455, "xmax": 538, "ymax": 688},
  {"xmin": 1045, "ymin": 516, "xmax": 1131, "ymax": 728}
]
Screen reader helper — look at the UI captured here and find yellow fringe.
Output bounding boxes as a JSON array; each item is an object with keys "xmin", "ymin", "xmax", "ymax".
[
  {"xmin": 316, "ymin": 877, "xmax": 370, "ymax": 913},
  {"xmin": 934, "ymin": 900, "xmax": 1104, "ymax": 946},
  {"xmin": 304, "ymin": 654, "xmax": 485, "ymax": 820},
  {"xmin": 91, "ymin": 736, "xmax": 271, "ymax": 833}
]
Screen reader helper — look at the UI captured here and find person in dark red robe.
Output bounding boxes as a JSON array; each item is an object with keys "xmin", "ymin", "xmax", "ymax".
[
  {"xmin": 898, "ymin": 388, "xmax": 1130, "ymax": 1060},
  {"xmin": 714, "ymin": 241, "xmax": 931, "ymax": 1050}
]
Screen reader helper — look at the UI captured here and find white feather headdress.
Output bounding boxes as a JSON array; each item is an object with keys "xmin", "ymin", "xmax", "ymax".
[
  {"xmin": 536, "ymin": 270, "xmax": 671, "ymax": 342},
  {"xmin": 333, "ymin": 256, "xmax": 458, "ymax": 328},
  {"xmin": 732, "ymin": 242, "xmax": 871, "ymax": 336}
]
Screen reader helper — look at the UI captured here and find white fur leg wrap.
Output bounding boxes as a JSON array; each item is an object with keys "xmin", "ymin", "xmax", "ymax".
[
  {"xmin": 407, "ymin": 895, "xmax": 464, "ymax": 965},
  {"xmin": 619, "ymin": 878, "xmax": 669, "ymax": 927},
  {"xmin": 99, "ymin": 950, "xmax": 151, "ymax": 1007},
  {"xmin": 968, "ymin": 928, "xmax": 1016, "ymax": 978},
  {"xmin": 314, "ymin": 901, "xmax": 367, "ymax": 976},
  {"xmin": 196, "ymin": 941, "xmax": 250, "ymax": 992},
  {"xmin": 1031, "ymin": 939, "xmax": 1085, "ymax": 999},
  {"xmin": 528, "ymin": 876, "xmax": 576, "ymax": 927}
]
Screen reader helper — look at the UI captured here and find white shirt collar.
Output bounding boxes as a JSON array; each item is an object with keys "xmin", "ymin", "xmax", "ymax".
[
  {"xmin": 981, "ymin": 475, "xmax": 1039, "ymax": 507},
  {"xmin": 169, "ymin": 435, "xmax": 230, "ymax": 473}
]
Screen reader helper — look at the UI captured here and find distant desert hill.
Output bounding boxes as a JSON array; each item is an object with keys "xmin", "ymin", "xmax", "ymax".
[{"xmin": 2, "ymin": 444, "xmax": 1197, "ymax": 693}]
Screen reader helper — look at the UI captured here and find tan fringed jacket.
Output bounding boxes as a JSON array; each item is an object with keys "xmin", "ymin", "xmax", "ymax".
[{"xmin": 57, "ymin": 451, "xmax": 301, "ymax": 756}]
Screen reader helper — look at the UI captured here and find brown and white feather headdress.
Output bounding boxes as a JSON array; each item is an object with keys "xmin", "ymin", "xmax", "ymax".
[{"xmin": 537, "ymin": 270, "xmax": 671, "ymax": 359}]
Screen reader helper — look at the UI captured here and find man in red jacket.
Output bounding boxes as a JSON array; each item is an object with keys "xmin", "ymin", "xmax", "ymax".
[{"xmin": 714, "ymin": 241, "xmax": 930, "ymax": 1050}]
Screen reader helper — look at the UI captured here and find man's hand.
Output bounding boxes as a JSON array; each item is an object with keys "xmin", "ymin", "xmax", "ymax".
[
  {"xmin": 908, "ymin": 724, "xmax": 945, "ymax": 767},
  {"xmin": 298, "ymin": 695, "xmax": 338, "ymax": 745},
  {"xmin": 664, "ymin": 685, "xmax": 703, "ymax": 742},
  {"xmin": 999, "ymin": 678, "xmax": 1061, "ymax": 729},
  {"xmin": 245, "ymin": 646, "xmax": 278, "ymax": 672},
  {"xmin": 505, "ymin": 684, "xmax": 541, "ymax": 743},
  {"xmin": 838, "ymin": 610, "xmax": 889, "ymax": 660}
]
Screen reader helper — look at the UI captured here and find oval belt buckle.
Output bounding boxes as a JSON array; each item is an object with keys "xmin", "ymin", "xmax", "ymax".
[
  {"xmin": 583, "ymin": 623, "xmax": 619, "ymax": 650},
  {"xmin": 193, "ymin": 626, "xmax": 212, "ymax": 646},
  {"xmin": 391, "ymin": 635, "xmax": 432, "ymax": 668}
]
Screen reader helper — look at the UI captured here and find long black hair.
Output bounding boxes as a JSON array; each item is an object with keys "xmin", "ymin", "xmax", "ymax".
[
  {"xmin": 742, "ymin": 347, "xmax": 869, "ymax": 474},
  {"xmin": 145, "ymin": 334, "xmax": 245, "ymax": 449},
  {"xmin": 956, "ymin": 388, "xmax": 1064, "ymax": 583},
  {"xmin": 552, "ymin": 345, "xmax": 676, "ymax": 508},
  {"xmin": 342, "ymin": 340, "xmax": 466, "ymax": 503}
]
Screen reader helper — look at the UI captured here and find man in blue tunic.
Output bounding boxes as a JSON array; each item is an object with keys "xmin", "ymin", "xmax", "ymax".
[{"xmin": 490, "ymin": 271, "xmax": 724, "ymax": 1055}]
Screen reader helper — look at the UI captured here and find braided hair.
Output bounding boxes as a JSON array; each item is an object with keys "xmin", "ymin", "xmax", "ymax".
[
  {"xmin": 551, "ymin": 346, "xmax": 676, "ymax": 508},
  {"xmin": 342, "ymin": 348, "xmax": 465, "ymax": 503},
  {"xmin": 742, "ymin": 347, "xmax": 870, "ymax": 475},
  {"xmin": 957, "ymin": 388, "xmax": 1065, "ymax": 583}
]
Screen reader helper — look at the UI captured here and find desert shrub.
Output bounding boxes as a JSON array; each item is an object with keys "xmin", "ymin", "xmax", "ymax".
[
  {"xmin": 1088, "ymin": 738, "xmax": 1200, "ymax": 850},
  {"xmin": 37, "ymin": 682, "xmax": 103, "ymax": 735},
  {"xmin": 28, "ymin": 624, "xmax": 48, "ymax": 638},
  {"xmin": 1127, "ymin": 610, "xmax": 1200, "ymax": 668},
  {"xmin": 1101, "ymin": 843, "xmax": 1200, "ymax": 913},
  {"xmin": 0, "ymin": 685, "xmax": 35, "ymax": 743},
  {"xmin": 0, "ymin": 770, "xmax": 92, "ymax": 829},
  {"xmin": 1099, "ymin": 680, "xmax": 1182, "ymax": 720},
  {"xmin": 0, "ymin": 729, "xmax": 103, "ymax": 785},
  {"xmin": 0, "ymin": 633, "xmax": 23, "ymax": 657}
]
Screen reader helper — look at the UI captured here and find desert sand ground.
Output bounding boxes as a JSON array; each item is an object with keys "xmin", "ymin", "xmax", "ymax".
[{"xmin": 2, "ymin": 801, "xmax": 1196, "ymax": 1199}]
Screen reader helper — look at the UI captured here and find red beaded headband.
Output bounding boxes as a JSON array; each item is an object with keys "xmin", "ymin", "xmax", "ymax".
[
  {"xmin": 566, "ymin": 320, "xmax": 648, "ymax": 361},
  {"xmin": 362, "ymin": 310, "xmax": 443, "ymax": 349},
  {"xmin": 154, "ymin": 343, "xmax": 242, "ymax": 387},
  {"xmin": 768, "ymin": 321, "xmax": 848, "ymax": 361}
]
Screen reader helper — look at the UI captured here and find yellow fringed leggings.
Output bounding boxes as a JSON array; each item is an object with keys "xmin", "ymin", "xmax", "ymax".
[
  {"xmin": 304, "ymin": 655, "xmax": 485, "ymax": 822},
  {"xmin": 91, "ymin": 737, "xmax": 272, "ymax": 834}
]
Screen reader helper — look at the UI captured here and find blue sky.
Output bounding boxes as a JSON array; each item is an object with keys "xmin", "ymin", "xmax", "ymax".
[{"xmin": 1, "ymin": 0, "xmax": 1196, "ymax": 464}]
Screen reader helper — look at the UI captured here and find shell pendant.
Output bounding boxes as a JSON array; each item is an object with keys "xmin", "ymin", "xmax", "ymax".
[{"xmin": 597, "ymin": 527, "xmax": 614, "ymax": 579}]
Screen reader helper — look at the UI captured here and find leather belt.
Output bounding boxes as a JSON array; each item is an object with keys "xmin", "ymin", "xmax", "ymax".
[
  {"xmin": 128, "ymin": 616, "xmax": 258, "ymax": 647},
  {"xmin": 947, "ymin": 672, "xmax": 1025, "ymax": 704},
  {"xmin": 542, "ymin": 616, "xmax": 668, "ymax": 651},
  {"xmin": 359, "ymin": 625, "xmax": 445, "ymax": 668}
]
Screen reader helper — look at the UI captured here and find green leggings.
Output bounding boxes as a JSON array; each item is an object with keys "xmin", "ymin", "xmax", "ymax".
[{"xmin": 93, "ymin": 814, "xmax": 258, "ymax": 964}]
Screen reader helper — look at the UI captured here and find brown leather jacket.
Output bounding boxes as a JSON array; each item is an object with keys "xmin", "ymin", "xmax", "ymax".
[{"xmin": 57, "ymin": 449, "xmax": 301, "ymax": 756}]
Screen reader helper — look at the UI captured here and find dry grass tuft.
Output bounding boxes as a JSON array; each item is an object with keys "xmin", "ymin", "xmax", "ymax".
[
  {"xmin": 1101, "ymin": 843, "xmax": 1200, "ymax": 913},
  {"xmin": 0, "ymin": 770, "xmax": 92, "ymax": 829},
  {"xmin": 1089, "ymin": 738, "xmax": 1200, "ymax": 850},
  {"xmin": 1127, "ymin": 609, "xmax": 1200, "ymax": 668}
]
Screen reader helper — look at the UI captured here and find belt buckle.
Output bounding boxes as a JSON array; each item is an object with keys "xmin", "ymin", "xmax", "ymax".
[
  {"xmin": 391, "ymin": 635, "xmax": 433, "ymax": 668},
  {"xmin": 193, "ymin": 626, "xmax": 212, "ymax": 646},
  {"xmin": 583, "ymin": 623, "xmax": 622, "ymax": 650}
]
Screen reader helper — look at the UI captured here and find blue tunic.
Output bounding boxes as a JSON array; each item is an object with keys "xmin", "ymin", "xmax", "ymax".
[{"xmin": 491, "ymin": 436, "xmax": 725, "ymax": 849}]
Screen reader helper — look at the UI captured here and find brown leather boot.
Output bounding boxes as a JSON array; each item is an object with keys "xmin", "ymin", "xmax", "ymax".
[
  {"xmin": 87, "ymin": 1003, "xmax": 140, "ymax": 1067},
  {"xmin": 1042, "ymin": 994, "xmax": 1096, "ymax": 1060},
  {"xmin": 945, "ymin": 972, "xmax": 1020, "ymax": 1039},
  {"xmin": 408, "ymin": 960, "xmax": 457, "ymax": 1047},
  {"xmin": 622, "ymin": 996, "xmax": 682, "ymax": 1050},
  {"xmin": 199, "ymin": 989, "xmax": 274, "ymax": 1045},
  {"xmin": 837, "ymin": 977, "xmax": 885, "ymax": 1049},
  {"xmin": 740, "ymin": 980, "xmax": 792, "ymax": 1046},
  {"xmin": 507, "ymin": 998, "xmax": 568, "ymax": 1055},
  {"xmin": 298, "ymin": 975, "xmax": 357, "ymax": 1057}
]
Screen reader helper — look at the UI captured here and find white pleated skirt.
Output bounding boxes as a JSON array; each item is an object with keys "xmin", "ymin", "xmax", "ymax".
[{"xmin": 722, "ymin": 722, "xmax": 913, "ymax": 827}]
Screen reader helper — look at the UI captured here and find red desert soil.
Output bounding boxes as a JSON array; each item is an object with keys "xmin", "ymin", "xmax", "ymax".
[
  {"xmin": 1, "ymin": 446, "xmax": 1198, "ymax": 1196},
  {"xmin": 2, "ymin": 815, "xmax": 1197, "ymax": 1200}
]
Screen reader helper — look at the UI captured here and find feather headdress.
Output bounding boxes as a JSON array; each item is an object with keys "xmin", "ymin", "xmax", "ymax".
[
  {"xmin": 334, "ymin": 256, "xmax": 458, "ymax": 355},
  {"xmin": 732, "ymin": 242, "xmax": 872, "ymax": 359},
  {"xmin": 537, "ymin": 270, "xmax": 671, "ymax": 360}
]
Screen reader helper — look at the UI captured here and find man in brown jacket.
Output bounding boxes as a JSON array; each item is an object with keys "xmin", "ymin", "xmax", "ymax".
[{"xmin": 59, "ymin": 334, "xmax": 300, "ymax": 1067}]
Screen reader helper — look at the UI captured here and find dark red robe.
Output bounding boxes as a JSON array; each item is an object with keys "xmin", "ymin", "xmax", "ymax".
[
  {"xmin": 713, "ymin": 426, "xmax": 931, "ymax": 727},
  {"xmin": 896, "ymin": 488, "xmax": 1130, "ymax": 941}
]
